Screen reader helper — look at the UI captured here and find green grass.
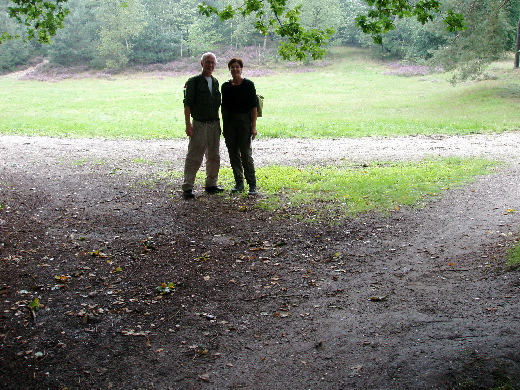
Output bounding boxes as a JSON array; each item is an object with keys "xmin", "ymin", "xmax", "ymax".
[
  {"xmin": 507, "ymin": 240, "xmax": 520, "ymax": 268},
  {"xmin": 0, "ymin": 47, "xmax": 518, "ymax": 138},
  {"xmin": 192, "ymin": 157, "xmax": 498, "ymax": 220}
]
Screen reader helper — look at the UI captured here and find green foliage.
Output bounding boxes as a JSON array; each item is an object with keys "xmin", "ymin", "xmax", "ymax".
[
  {"xmin": 0, "ymin": 2, "xmax": 45, "ymax": 72},
  {"xmin": 0, "ymin": 34, "xmax": 35, "ymax": 72},
  {"xmin": 47, "ymin": 0, "xmax": 99, "ymax": 66},
  {"xmin": 355, "ymin": 0, "xmax": 465, "ymax": 45},
  {"xmin": 29, "ymin": 297, "xmax": 42, "ymax": 311},
  {"xmin": 96, "ymin": 0, "xmax": 147, "ymax": 69},
  {"xmin": 199, "ymin": 0, "xmax": 335, "ymax": 61},
  {"xmin": 2, "ymin": 0, "xmax": 70, "ymax": 44},
  {"xmin": 431, "ymin": 0, "xmax": 518, "ymax": 84},
  {"xmin": 1, "ymin": 0, "xmax": 517, "ymax": 83},
  {"xmin": 184, "ymin": 15, "xmax": 224, "ymax": 55},
  {"xmin": 129, "ymin": 0, "xmax": 194, "ymax": 63}
]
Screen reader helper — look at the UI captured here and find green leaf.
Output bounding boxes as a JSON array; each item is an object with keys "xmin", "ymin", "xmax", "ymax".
[
  {"xmin": 156, "ymin": 282, "xmax": 176, "ymax": 295},
  {"xmin": 29, "ymin": 297, "xmax": 41, "ymax": 311}
]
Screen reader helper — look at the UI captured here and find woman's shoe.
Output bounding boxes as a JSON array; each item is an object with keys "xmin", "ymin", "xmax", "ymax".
[{"xmin": 231, "ymin": 182, "xmax": 245, "ymax": 193}]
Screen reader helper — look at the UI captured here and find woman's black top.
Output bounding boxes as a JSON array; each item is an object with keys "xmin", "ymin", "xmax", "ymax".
[{"xmin": 221, "ymin": 78, "xmax": 257, "ymax": 114}]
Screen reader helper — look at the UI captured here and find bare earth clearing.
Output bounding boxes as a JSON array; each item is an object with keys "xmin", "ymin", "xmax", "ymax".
[{"xmin": 1, "ymin": 133, "xmax": 519, "ymax": 390}]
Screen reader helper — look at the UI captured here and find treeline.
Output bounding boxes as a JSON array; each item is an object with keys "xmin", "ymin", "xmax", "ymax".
[{"xmin": 1, "ymin": 0, "xmax": 518, "ymax": 75}]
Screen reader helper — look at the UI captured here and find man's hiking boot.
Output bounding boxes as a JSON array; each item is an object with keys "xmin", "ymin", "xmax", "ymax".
[{"xmin": 183, "ymin": 189, "xmax": 195, "ymax": 199}]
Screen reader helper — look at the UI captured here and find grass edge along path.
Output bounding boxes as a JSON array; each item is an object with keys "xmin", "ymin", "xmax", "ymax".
[
  {"xmin": 183, "ymin": 157, "xmax": 500, "ymax": 222},
  {"xmin": 508, "ymin": 241, "xmax": 520, "ymax": 268}
]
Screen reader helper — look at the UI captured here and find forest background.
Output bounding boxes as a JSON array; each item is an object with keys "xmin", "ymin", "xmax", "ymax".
[{"xmin": 1, "ymin": 0, "xmax": 519, "ymax": 84}]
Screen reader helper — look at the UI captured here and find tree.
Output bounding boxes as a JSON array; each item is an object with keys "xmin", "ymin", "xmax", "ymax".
[
  {"xmin": 0, "ymin": 3, "xmax": 42, "ymax": 71},
  {"xmin": 299, "ymin": 0, "xmax": 343, "ymax": 34},
  {"xmin": 1, "ymin": 0, "xmax": 69, "ymax": 44},
  {"xmin": 95, "ymin": 0, "xmax": 147, "ymax": 69},
  {"xmin": 183, "ymin": 15, "xmax": 224, "ymax": 55},
  {"xmin": 130, "ymin": 0, "xmax": 197, "ymax": 63},
  {"xmin": 199, "ymin": 0, "xmax": 335, "ymax": 60},
  {"xmin": 430, "ymin": 0, "xmax": 518, "ymax": 83},
  {"xmin": 354, "ymin": 0, "xmax": 466, "ymax": 45},
  {"xmin": 1, "ymin": 0, "xmax": 468, "ymax": 59},
  {"xmin": 199, "ymin": 0, "xmax": 466, "ymax": 60},
  {"xmin": 46, "ymin": 0, "xmax": 99, "ymax": 66},
  {"xmin": 515, "ymin": 19, "xmax": 520, "ymax": 68}
]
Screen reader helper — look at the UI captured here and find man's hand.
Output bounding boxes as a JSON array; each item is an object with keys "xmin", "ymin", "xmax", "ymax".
[
  {"xmin": 186, "ymin": 123, "xmax": 194, "ymax": 137},
  {"xmin": 184, "ymin": 106, "xmax": 193, "ymax": 137}
]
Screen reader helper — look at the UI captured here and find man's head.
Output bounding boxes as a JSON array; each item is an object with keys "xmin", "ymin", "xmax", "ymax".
[{"xmin": 200, "ymin": 52, "xmax": 217, "ymax": 76}]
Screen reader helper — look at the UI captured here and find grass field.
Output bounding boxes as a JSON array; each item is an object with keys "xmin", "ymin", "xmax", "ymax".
[{"xmin": 1, "ymin": 47, "xmax": 518, "ymax": 139}]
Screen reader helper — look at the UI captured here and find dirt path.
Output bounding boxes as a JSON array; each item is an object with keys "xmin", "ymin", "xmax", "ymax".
[
  {"xmin": 0, "ymin": 133, "xmax": 519, "ymax": 390},
  {"xmin": 1, "ymin": 132, "xmax": 519, "ymax": 168}
]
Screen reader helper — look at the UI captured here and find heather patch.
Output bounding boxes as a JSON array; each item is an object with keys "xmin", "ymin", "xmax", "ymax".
[
  {"xmin": 383, "ymin": 62, "xmax": 443, "ymax": 77},
  {"xmin": 19, "ymin": 62, "xmax": 118, "ymax": 81},
  {"xmin": 14, "ymin": 46, "xmax": 331, "ymax": 82}
]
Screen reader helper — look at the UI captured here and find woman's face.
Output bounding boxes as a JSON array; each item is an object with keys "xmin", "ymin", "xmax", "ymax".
[{"xmin": 229, "ymin": 62, "xmax": 242, "ymax": 77}]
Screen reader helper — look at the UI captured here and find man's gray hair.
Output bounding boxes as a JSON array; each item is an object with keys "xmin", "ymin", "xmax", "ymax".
[{"xmin": 201, "ymin": 52, "xmax": 217, "ymax": 62}]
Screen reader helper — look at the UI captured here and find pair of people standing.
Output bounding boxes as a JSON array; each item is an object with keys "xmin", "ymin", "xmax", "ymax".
[{"xmin": 181, "ymin": 52, "xmax": 258, "ymax": 199}]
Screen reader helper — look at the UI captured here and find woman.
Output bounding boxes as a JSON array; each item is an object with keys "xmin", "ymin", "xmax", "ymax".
[{"xmin": 221, "ymin": 57, "xmax": 259, "ymax": 195}]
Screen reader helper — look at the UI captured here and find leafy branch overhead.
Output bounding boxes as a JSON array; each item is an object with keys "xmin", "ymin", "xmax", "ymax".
[
  {"xmin": 355, "ymin": 0, "xmax": 466, "ymax": 45},
  {"xmin": 5, "ymin": 0, "xmax": 70, "ymax": 43},
  {"xmin": 199, "ymin": 0, "xmax": 466, "ymax": 60},
  {"xmin": 199, "ymin": 0, "xmax": 334, "ymax": 61}
]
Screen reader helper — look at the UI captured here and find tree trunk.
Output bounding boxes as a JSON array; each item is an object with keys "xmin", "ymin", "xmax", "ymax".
[
  {"xmin": 180, "ymin": 31, "xmax": 184, "ymax": 58},
  {"xmin": 515, "ymin": 18, "xmax": 520, "ymax": 68}
]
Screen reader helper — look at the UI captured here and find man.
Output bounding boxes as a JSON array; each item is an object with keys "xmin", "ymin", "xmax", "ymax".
[{"xmin": 181, "ymin": 52, "xmax": 224, "ymax": 199}]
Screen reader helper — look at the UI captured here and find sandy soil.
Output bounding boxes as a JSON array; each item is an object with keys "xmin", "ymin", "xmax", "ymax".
[{"xmin": 0, "ymin": 133, "xmax": 519, "ymax": 390}]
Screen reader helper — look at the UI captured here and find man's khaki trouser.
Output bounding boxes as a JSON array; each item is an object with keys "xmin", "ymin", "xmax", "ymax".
[{"xmin": 181, "ymin": 120, "xmax": 221, "ymax": 191}]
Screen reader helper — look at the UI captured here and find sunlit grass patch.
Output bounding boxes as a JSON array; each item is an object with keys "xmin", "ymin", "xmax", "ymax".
[
  {"xmin": 250, "ymin": 157, "xmax": 498, "ymax": 220},
  {"xmin": 507, "ymin": 240, "xmax": 520, "ymax": 269}
]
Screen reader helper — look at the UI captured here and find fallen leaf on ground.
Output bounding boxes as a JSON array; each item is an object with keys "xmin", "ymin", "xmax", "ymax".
[
  {"xmin": 121, "ymin": 329, "xmax": 150, "ymax": 337},
  {"xmin": 369, "ymin": 296, "xmax": 388, "ymax": 302}
]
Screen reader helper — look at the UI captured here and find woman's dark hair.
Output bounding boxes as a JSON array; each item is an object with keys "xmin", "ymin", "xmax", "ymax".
[{"xmin": 227, "ymin": 57, "xmax": 243, "ymax": 69}]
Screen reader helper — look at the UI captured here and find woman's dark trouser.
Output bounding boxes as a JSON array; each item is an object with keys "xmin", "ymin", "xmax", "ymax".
[{"xmin": 223, "ymin": 113, "xmax": 256, "ymax": 187}]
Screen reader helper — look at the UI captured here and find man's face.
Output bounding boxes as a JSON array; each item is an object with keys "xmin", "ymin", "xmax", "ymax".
[{"xmin": 201, "ymin": 55, "xmax": 216, "ymax": 76}]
